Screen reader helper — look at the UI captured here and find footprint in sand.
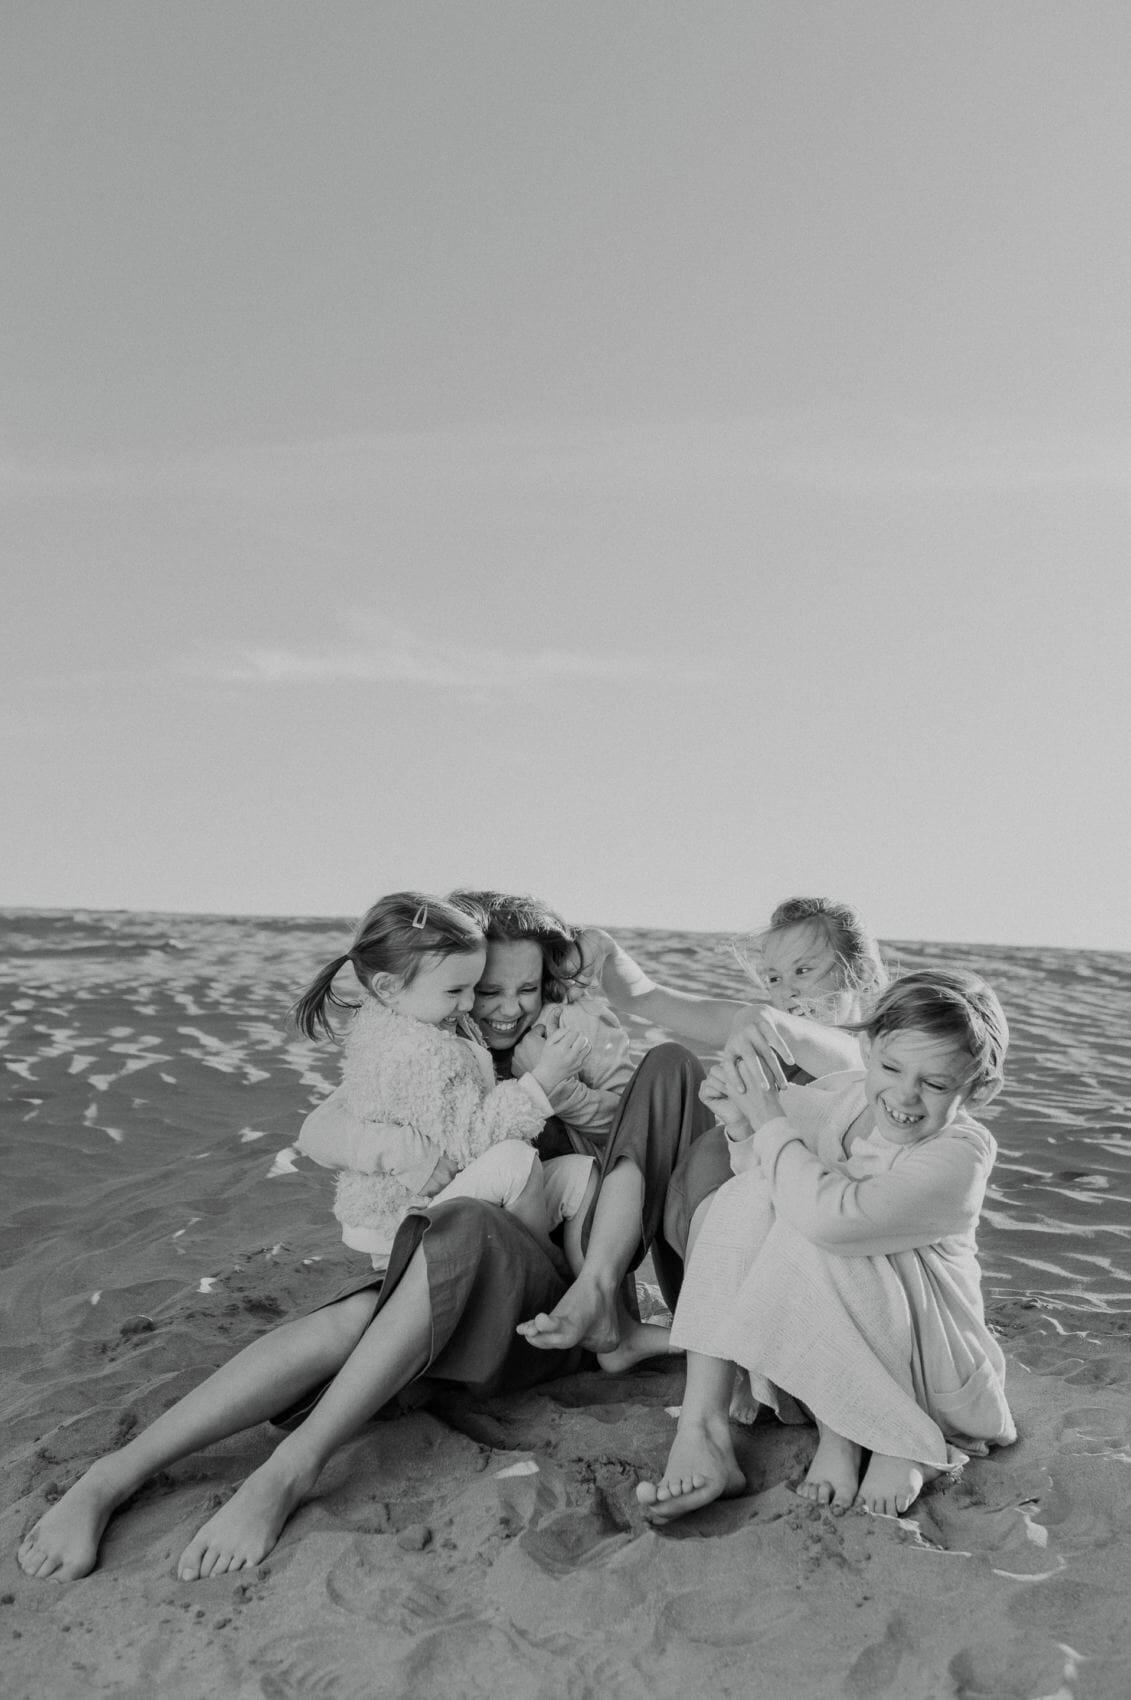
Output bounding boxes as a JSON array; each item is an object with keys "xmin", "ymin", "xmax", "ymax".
[
  {"xmin": 517, "ymin": 1485, "xmax": 633, "ymax": 1574},
  {"xmin": 654, "ymin": 1581, "xmax": 805, "ymax": 1651}
]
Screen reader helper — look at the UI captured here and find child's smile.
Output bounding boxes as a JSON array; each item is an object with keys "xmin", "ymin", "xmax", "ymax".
[{"xmin": 863, "ymin": 1030, "xmax": 977, "ymax": 1145}]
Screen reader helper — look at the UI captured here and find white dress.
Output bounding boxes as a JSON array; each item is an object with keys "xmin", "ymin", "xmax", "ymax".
[{"xmin": 670, "ymin": 1073, "xmax": 1016, "ymax": 1469}]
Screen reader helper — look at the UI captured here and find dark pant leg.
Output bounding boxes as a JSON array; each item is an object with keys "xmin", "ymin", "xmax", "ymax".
[{"xmin": 581, "ymin": 1041, "xmax": 714, "ymax": 1309}]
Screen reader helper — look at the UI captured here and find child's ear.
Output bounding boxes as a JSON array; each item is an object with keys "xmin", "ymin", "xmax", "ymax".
[
  {"xmin": 966, "ymin": 1078, "xmax": 1002, "ymax": 1108},
  {"xmin": 859, "ymin": 1034, "xmax": 872, "ymax": 1063},
  {"xmin": 368, "ymin": 970, "xmax": 404, "ymax": 1003}
]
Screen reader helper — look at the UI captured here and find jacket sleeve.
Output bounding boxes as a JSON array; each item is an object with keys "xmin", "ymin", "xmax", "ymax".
[
  {"xmin": 752, "ymin": 1119, "xmax": 988, "ymax": 1256},
  {"xmin": 297, "ymin": 1086, "xmax": 446, "ymax": 1195},
  {"xmin": 456, "ymin": 1074, "xmax": 550, "ymax": 1160}
]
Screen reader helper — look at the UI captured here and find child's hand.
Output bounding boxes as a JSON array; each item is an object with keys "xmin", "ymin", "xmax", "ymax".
[
  {"xmin": 420, "ymin": 1152, "xmax": 459, "ymax": 1196},
  {"xmin": 699, "ymin": 1064, "xmax": 754, "ymax": 1135},
  {"xmin": 511, "ymin": 1028, "xmax": 546, "ymax": 1076},
  {"xmin": 511, "ymin": 1004, "xmax": 562, "ymax": 1075},
  {"xmin": 530, "ymin": 1025, "xmax": 591, "ymax": 1094}
]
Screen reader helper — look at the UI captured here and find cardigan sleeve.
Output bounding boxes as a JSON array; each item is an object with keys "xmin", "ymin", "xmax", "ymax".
[
  {"xmin": 297, "ymin": 1087, "xmax": 445, "ymax": 1195},
  {"xmin": 753, "ymin": 1117, "xmax": 989, "ymax": 1256}
]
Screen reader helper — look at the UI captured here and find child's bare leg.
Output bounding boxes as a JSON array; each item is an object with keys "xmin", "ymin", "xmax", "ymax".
[
  {"xmin": 797, "ymin": 1421, "xmax": 863, "ymax": 1513},
  {"xmin": 729, "ymin": 1368, "xmax": 760, "ymax": 1426},
  {"xmin": 684, "ymin": 1191, "xmax": 757, "ymax": 1423},
  {"xmin": 506, "ymin": 1164, "xmax": 553, "ymax": 1244},
  {"xmin": 18, "ymin": 1287, "xmax": 383, "ymax": 1582},
  {"xmin": 177, "ymin": 1249, "xmax": 432, "ymax": 1578},
  {"xmin": 518, "ymin": 1159, "xmax": 641, "ymax": 1354},
  {"xmin": 855, "ymin": 1453, "xmax": 939, "ymax": 1518},
  {"xmin": 635, "ymin": 1352, "xmax": 744, "ymax": 1524},
  {"xmin": 561, "ymin": 1169, "xmax": 600, "ymax": 1276}
]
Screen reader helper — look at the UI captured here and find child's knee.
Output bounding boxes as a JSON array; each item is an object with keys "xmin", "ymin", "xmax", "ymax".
[{"xmin": 468, "ymin": 1140, "xmax": 540, "ymax": 1207}]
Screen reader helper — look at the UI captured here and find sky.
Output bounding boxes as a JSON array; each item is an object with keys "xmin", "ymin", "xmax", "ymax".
[{"xmin": 3, "ymin": 2, "xmax": 1129, "ymax": 951}]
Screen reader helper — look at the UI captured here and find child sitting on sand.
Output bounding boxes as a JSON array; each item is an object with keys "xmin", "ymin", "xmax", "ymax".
[
  {"xmin": 294, "ymin": 892, "xmax": 598, "ymax": 1268},
  {"xmin": 638, "ymin": 967, "xmax": 1016, "ymax": 1523}
]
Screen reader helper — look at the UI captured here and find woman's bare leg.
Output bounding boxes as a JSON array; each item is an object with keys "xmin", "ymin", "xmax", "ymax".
[
  {"xmin": 517, "ymin": 1159, "xmax": 642, "ymax": 1354},
  {"xmin": 176, "ymin": 1250, "xmax": 432, "ymax": 1577},
  {"xmin": 635, "ymin": 1351, "xmax": 744, "ymax": 1523},
  {"xmin": 18, "ymin": 1251, "xmax": 435, "ymax": 1583},
  {"xmin": 18, "ymin": 1288, "xmax": 382, "ymax": 1582}
]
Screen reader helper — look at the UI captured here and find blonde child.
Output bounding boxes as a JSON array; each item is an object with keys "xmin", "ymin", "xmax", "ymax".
[
  {"xmin": 547, "ymin": 899, "xmax": 886, "ymax": 1402},
  {"xmin": 293, "ymin": 892, "xmax": 597, "ymax": 1269},
  {"xmin": 638, "ymin": 968, "xmax": 1016, "ymax": 1524}
]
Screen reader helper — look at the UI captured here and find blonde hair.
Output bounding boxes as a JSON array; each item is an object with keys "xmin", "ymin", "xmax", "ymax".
[
  {"xmin": 851, "ymin": 968, "xmax": 1009, "ymax": 1094},
  {"xmin": 739, "ymin": 896, "xmax": 888, "ymax": 1007}
]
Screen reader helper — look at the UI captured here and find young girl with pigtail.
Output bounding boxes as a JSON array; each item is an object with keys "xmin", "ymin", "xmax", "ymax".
[{"xmin": 294, "ymin": 891, "xmax": 597, "ymax": 1267}]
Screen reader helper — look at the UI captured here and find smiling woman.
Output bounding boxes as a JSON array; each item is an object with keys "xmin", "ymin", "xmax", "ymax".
[{"xmin": 17, "ymin": 886, "xmax": 714, "ymax": 1585}]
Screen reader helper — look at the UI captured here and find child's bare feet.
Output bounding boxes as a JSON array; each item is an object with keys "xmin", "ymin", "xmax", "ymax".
[
  {"xmin": 728, "ymin": 1368, "xmax": 760, "ymax": 1427},
  {"xmin": 796, "ymin": 1424, "xmax": 863, "ymax": 1513},
  {"xmin": 176, "ymin": 1451, "xmax": 318, "ymax": 1580},
  {"xmin": 597, "ymin": 1318, "xmax": 682, "ymax": 1375},
  {"xmin": 18, "ymin": 1464, "xmax": 127, "ymax": 1581},
  {"xmin": 517, "ymin": 1270, "xmax": 620, "ymax": 1354},
  {"xmin": 635, "ymin": 1415, "xmax": 745, "ymax": 1525},
  {"xmin": 854, "ymin": 1453, "xmax": 938, "ymax": 1518}
]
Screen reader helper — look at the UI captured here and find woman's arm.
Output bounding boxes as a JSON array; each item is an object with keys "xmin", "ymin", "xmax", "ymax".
[
  {"xmin": 723, "ymin": 1006, "xmax": 862, "ymax": 1090},
  {"xmin": 580, "ymin": 927, "xmax": 749, "ymax": 1046}
]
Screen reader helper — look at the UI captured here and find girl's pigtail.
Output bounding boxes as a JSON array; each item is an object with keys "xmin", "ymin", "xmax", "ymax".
[{"xmin": 292, "ymin": 953, "xmax": 358, "ymax": 1041}]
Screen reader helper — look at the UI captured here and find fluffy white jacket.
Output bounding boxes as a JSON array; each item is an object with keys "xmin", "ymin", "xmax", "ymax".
[{"xmin": 331, "ymin": 1000, "xmax": 549, "ymax": 1247}]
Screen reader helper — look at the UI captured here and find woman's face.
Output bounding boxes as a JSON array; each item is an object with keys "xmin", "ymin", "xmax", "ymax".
[{"xmin": 472, "ymin": 938, "xmax": 545, "ymax": 1049}]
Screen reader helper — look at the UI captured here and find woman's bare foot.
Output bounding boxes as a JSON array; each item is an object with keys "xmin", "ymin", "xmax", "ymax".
[
  {"xmin": 796, "ymin": 1424, "xmax": 863, "ymax": 1513},
  {"xmin": 728, "ymin": 1368, "xmax": 760, "ymax": 1427},
  {"xmin": 517, "ymin": 1270, "xmax": 620, "ymax": 1354},
  {"xmin": 18, "ymin": 1463, "xmax": 129, "ymax": 1581},
  {"xmin": 854, "ymin": 1453, "xmax": 938, "ymax": 1518},
  {"xmin": 635, "ymin": 1415, "xmax": 745, "ymax": 1525},
  {"xmin": 597, "ymin": 1318, "xmax": 682, "ymax": 1375},
  {"xmin": 176, "ymin": 1450, "xmax": 318, "ymax": 1580}
]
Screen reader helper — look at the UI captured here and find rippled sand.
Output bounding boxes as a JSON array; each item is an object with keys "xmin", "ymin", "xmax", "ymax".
[{"xmin": 3, "ymin": 910, "xmax": 1130, "ymax": 1698}]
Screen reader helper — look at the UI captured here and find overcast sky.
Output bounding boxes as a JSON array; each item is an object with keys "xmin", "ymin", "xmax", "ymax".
[{"xmin": 4, "ymin": 2, "xmax": 1129, "ymax": 949}]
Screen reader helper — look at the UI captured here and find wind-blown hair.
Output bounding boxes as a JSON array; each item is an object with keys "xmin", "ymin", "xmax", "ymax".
[
  {"xmin": 740, "ymin": 896, "xmax": 889, "ymax": 1009},
  {"xmin": 850, "ymin": 967, "xmax": 1009, "ymax": 1095},
  {"xmin": 447, "ymin": 890, "xmax": 584, "ymax": 1004},
  {"xmin": 292, "ymin": 891, "xmax": 484, "ymax": 1041}
]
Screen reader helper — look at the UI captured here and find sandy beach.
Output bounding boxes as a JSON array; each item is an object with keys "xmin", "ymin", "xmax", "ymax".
[{"xmin": 3, "ymin": 911, "xmax": 1130, "ymax": 1699}]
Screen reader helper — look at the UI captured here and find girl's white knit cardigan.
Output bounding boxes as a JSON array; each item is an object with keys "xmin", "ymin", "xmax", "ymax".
[{"xmin": 332, "ymin": 999, "xmax": 548, "ymax": 1246}]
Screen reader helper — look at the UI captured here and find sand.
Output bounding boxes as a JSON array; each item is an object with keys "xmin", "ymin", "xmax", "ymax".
[{"xmin": 2, "ymin": 912, "xmax": 1130, "ymax": 1699}]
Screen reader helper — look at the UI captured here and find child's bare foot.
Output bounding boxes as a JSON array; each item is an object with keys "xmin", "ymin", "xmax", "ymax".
[
  {"xmin": 796, "ymin": 1424, "xmax": 863, "ymax": 1513},
  {"xmin": 517, "ymin": 1271, "xmax": 620, "ymax": 1354},
  {"xmin": 18, "ymin": 1465, "xmax": 127, "ymax": 1580},
  {"xmin": 635, "ymin": 1416, "xmax": 745, "ymax": 1525},
  {"xmin": 176, "ymin": 1452, "xmax": 317, "ymax": 1580},
  {"xmin": 728, "ymin": 1368, "xmax": 760, "ymax": 1427},
  {"xmin": 597, "ymin": 1318, "xmax": 682, "ymax": 1375},
  {"xmin": 855, "ymin": 1453, "xmax": 938, "ymax": 1518}
]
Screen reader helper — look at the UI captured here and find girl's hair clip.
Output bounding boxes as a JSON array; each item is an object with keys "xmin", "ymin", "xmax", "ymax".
[{"xmin": 411, "ymin": 903, "xmax": 428, "ymax": 930}]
